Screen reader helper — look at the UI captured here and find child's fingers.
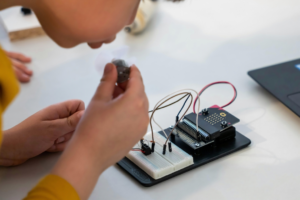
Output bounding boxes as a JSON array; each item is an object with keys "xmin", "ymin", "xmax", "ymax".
[
  {"xmin": 6, "ymin": 51, "xmax": 32, "ymax": 63},
  {"xmin": 13, "ymin": 66, "xmax": 30, "ymax": 83},
  {"xmin": 121, "ymin": 66, "xmax": 148, "ymax": 111},
  {"xmin": 47, "ymin": 141, "xmax": 69, "ymax": 152},
  {"xmin": 125, "ymin": 65, "xmax": 145, "ymax": 96},
  {"xmin": 49, "ymin": 110, "xmax": 84, "ymax": 138},
  {"xmin": 12, "ymin": 59, "xmax": 33, "ymax": 75},
  {"xmin": 93, "ymin": 63, "xmax": 118, "ymax": 102},
  {"xmin": 55, "ymin": 132, "xmax": 74, "ymax": 144},
  {"xmin": 42, "ymin": 100, "xmax": 85, "ymax": 120},
  {"xmin": 48, "ymin": 132, "xmax": 74, "ymax": 152},
  {"xmin": 113, "ymin": 85, "xmax": 125, "ymax": 98},
  {"xmin": 117, "ymin": 80, "xmax": 128, "ymax": 91}
]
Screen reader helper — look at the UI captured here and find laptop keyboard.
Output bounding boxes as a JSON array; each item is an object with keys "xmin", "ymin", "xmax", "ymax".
[{"xmin": 288, "ymin": 92, "xmax": 300, "ymax": 107}]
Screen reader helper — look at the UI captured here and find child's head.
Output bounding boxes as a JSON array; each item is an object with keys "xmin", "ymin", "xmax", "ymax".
[
  {"xmin": 28, "ymin": 0, "xmax": 140, "ymax": 48},
  {"xmin": 25, "ymin": 0, "xmax": 182, "ymax": 49}
]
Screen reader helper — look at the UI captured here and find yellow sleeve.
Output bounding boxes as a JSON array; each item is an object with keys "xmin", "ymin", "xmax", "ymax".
[
  {"xmin": 0, "ymin": 49, "xmax": 19, "ymax": 110},
  {"xmin": 0, "ymin": 47, "xmax": 80, "ymax": 200},
  {"xmin": 24, "ymin": 174, "xmax": 80, "ymax": 200},
  {"xmin": 0, "ymin": 47, "xmax": 19, "ymax": 145}
]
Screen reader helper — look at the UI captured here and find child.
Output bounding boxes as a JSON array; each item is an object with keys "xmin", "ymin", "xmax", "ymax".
[
  {"xmin": 0, "ymin": 0, "xmax": 181, "ymax": 199},
  {"xmin": 5, "ymin": 50, "xmax": 32, "ymax": 83}
]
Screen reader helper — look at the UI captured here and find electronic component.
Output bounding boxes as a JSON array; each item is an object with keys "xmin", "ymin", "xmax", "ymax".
[
  {"xmin": 185, "ymin": 105, "xmax": 240, "ymax": 141},
  {"xmin": 119, "ymin": 128, "xmax": 250, "ymax": 186},
  {"xmin": 202, "ymin": 108, "xmax": 209, "ymax": 115},
  {"xmin": 126, "ymin": 132, "xmax": 193, "ymax": 180},
  {"xmin": 118, "ymin": 82, "xmax": 251, "ymax": 186},
  {"xmin": 168, "ymin": 142, "xmax": 172, "ymax": 152},
  {"xmin": 151, "ymin": 142, "xmax": 155, "ymax": 152},
  {"xmin": 112, "ymin": 59, "xmax": 130, "ymax": 83},
  {"xmin": 172, "ymin": 127, "xmax": 214, "ymax": 155},
  {"xmin": 140, "ymin": 140, "xmax": 152, "ymax": 156},
  {"xmin": 162, "ymin": 144, "xmax": 167, "ymax": 154},
  {"xmin": 171, "ymin": 105, "xmax": 239, "ymax": 155},
  {"xmin": 177, "ymin": 119, "xmax": 210, "ymax": 142}
]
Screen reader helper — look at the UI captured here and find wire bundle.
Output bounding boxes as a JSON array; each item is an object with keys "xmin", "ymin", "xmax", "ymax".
[
  {"xmin": 149, "ymin": 89, "xmax": 201, "ymax": 148},
  {"xmin": 132, "ymin": 81, "xmax": 237, "ymax": 154}
]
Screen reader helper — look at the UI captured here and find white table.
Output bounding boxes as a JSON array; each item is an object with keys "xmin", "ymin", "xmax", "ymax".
[{"xmin": 1, "ymin": 1, "xmax": 300, "ymax": 199}]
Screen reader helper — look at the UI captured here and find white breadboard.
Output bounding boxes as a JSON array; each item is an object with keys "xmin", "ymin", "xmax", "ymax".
[{"xmin": 126, "ymin": 132, "xmax": 194, "ymax": 180}]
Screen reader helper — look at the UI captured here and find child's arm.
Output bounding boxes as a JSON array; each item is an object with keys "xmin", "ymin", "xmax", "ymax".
[{"xmin": 49, "ymin": 64, "xmax": 149, "ymax": 200}]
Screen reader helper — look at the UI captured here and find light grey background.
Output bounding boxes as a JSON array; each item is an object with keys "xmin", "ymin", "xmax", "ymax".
[{"xmin": 1, "ymin": 0, "xmax": 300, "ymax": 199}]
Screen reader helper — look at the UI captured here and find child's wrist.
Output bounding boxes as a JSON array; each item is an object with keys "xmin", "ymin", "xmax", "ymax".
[{"xmin": 51, "ymin": 133, "xmax": 107, "ymax": 199}]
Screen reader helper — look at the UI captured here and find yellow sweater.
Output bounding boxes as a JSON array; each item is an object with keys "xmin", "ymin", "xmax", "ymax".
[{"xmin": 0, "ymin": 48, "xmax": 80, "ymax": 200}]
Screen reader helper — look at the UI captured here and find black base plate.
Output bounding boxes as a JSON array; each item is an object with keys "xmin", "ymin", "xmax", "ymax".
[{"xmin": 117, "ymin": 129, "xmax": 251, "ymax": 187}]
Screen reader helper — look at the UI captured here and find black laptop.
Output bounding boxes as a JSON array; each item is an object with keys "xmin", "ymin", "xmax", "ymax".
[{"xmin": 248, "ymin": 59, "xmax": 300, "ymax": 117}]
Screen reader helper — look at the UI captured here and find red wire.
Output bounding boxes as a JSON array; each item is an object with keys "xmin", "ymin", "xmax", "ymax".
[
  {"xmin": 193, "ymin": 81, "xmax": 237, "ymax": 113},
  {"xmin": 131, "ymin": 149, "xmax": 145, "ymax": 153}
]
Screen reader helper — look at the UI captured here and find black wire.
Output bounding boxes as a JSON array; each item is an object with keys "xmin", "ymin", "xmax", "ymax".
[{"xmin": 176, "ymin": 94, "xmax": 190, "ymax": 122}]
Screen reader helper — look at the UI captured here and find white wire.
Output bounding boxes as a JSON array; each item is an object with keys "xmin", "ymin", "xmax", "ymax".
[
  {"xmin": 151, "ymin": 89, "xmax": 200, "ymax": 140},
  {"xmin": 138, "ymin": 139, "xmax": 150, "ymax": 148}
]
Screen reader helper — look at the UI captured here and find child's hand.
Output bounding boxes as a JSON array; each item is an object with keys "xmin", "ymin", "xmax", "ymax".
[
  {"xmin": 0, "ymin": 100, "xmax": 85, "ymax": 166},
  {"xmin": 5, "ymin": 50, "xmax": 33, "ymax": 83},
  {"xmin": 52, "ymin": 64, "xmax": 149, "ymax": 200},
  {"xmin": 76, "ymin": 64, "xmax": 149, "ymax": 170}
]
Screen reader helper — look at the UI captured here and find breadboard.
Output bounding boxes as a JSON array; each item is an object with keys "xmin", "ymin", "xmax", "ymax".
[
  {"xmin": 118, "ymin": 130, "xmax": 251, "ymax": 187},
  {"xmin": 126, "ymin": 132, "xmax": 193, "ymax": 180},
  {"xmin": 0, "ymin": 7, "xmax": 45, "ymax": 41}
]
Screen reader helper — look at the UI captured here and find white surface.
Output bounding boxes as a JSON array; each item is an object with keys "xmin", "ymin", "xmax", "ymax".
[
  {"xmin": 127, "ymin": 132, "xmax": 193, "ymax": 179},
  {"xmin": 0, "ymin": 0, "xmax": 300, "ymax": 199},
  {"xmin": 0, "ymin": 6, "xmax": 41, "ymax": 32}
]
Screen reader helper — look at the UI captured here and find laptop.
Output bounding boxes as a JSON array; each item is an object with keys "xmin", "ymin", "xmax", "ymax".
[{"xmin": 248, "ymin": 59, "xmax": 300, "ymax": 117}]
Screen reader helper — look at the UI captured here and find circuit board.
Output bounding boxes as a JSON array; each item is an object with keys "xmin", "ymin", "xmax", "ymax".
[
  {"xmin": 184, "ymin": 105, "xmax": 240, "ymax": 140},
  {"xmin": 117, "ymin": 129, "xmax": 251, "ymax": 186},
  {"xmin": 118, "ymin": 105, "xmax": 250, "ymax": 186},
  {"xmin": 117, "ymin": 80, "xmax": 249, "ymax": 186}
]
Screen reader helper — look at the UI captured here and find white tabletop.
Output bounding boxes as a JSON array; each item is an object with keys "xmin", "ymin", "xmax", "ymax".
[{"xmin": 1, "ymin": 1, "xmax": 300, "ymax": 199}]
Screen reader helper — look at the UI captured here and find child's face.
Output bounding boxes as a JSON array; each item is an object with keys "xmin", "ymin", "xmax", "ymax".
[{"xmin": 32, "ymin": 0, "xmax": 141, "ymax": 48}]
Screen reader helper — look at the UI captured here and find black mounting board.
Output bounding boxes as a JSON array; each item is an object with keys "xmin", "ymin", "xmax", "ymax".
[{"xmin": 117, "ymin": 129, "xmax": 251, "ymax": 187}]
